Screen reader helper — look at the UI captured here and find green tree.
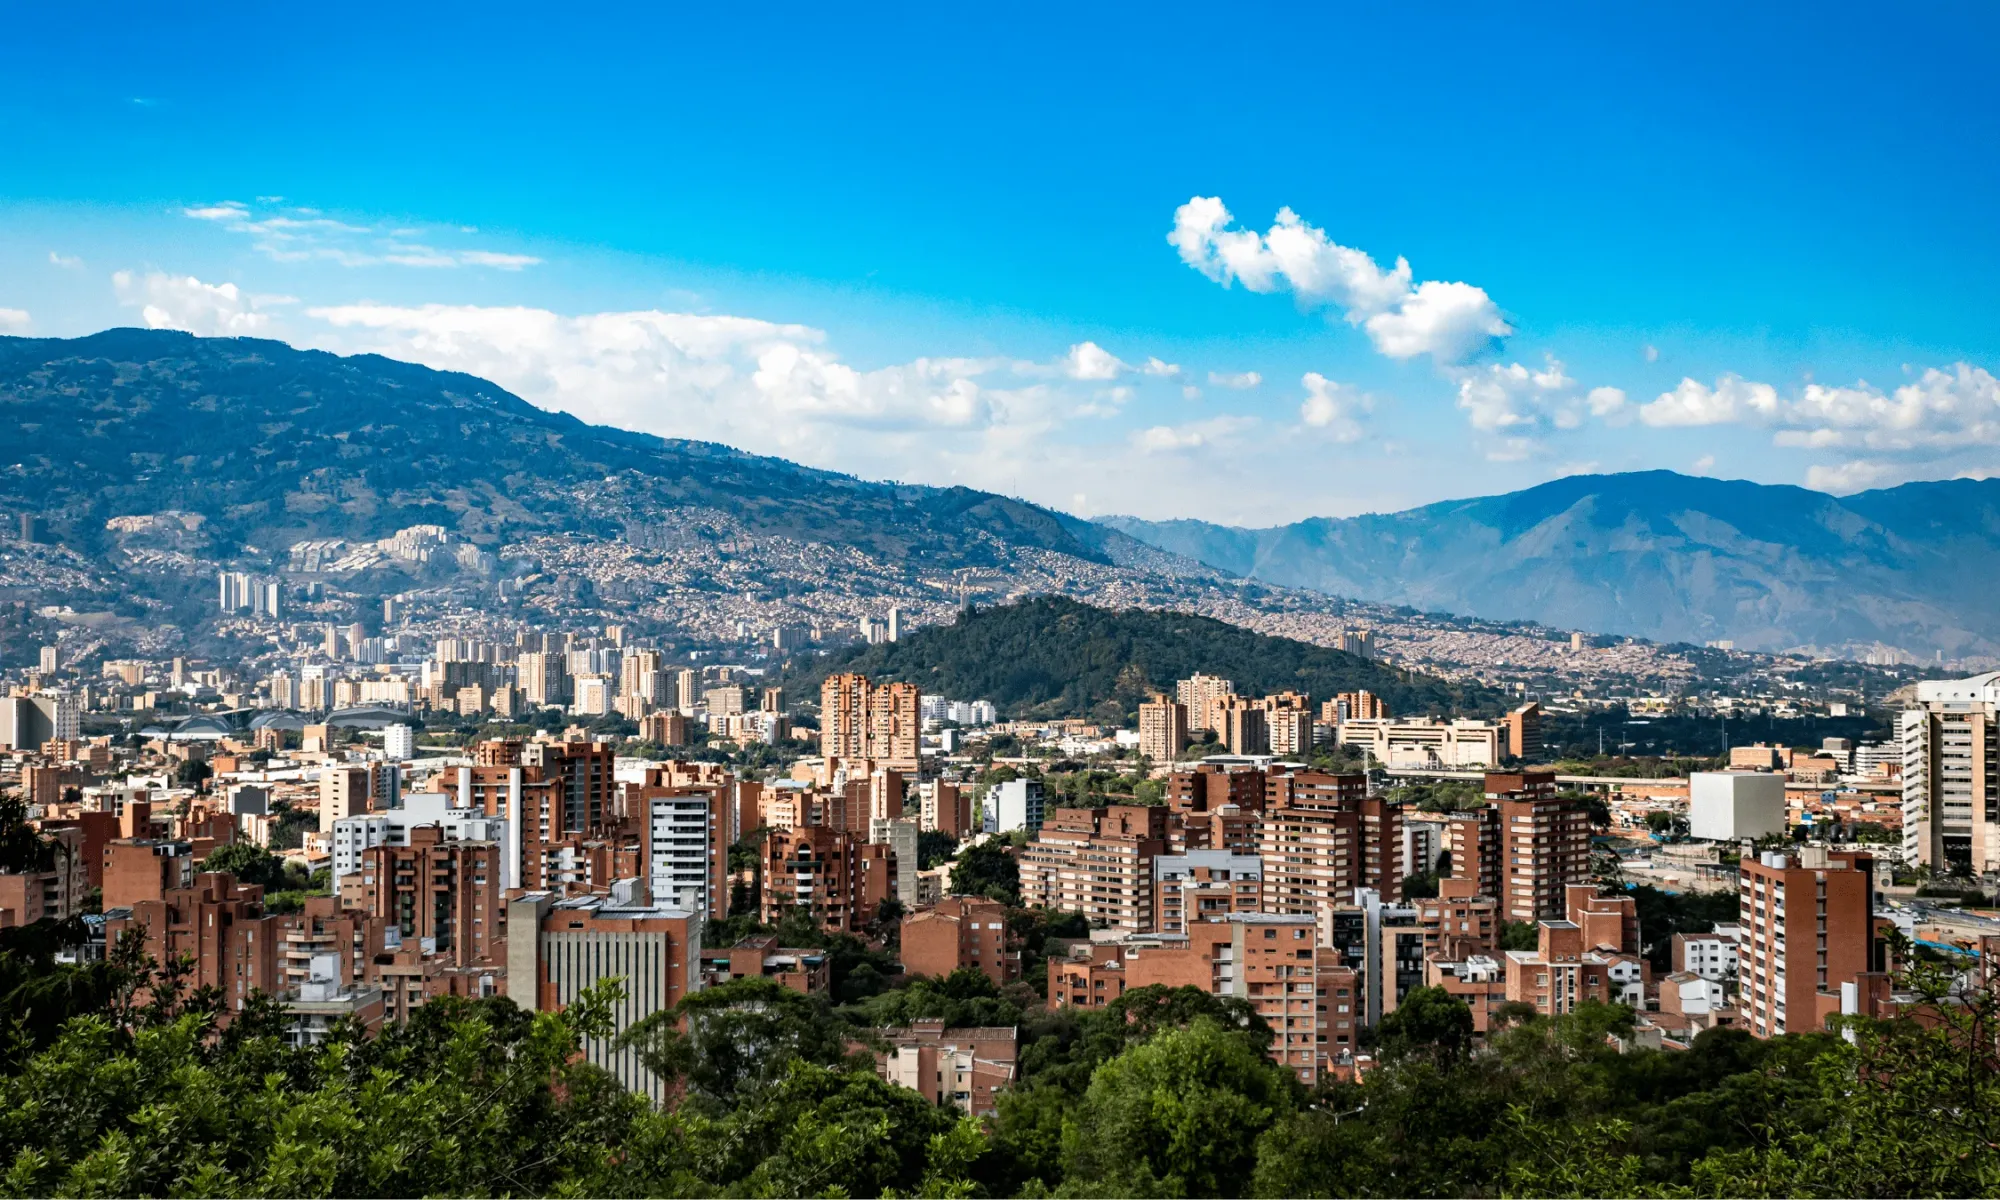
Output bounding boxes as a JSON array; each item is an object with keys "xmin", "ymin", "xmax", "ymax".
[
  {"xmin": 197, "ymin": 841, "xmax": 292, "ymax": 891},
  {"xmin": 948, "ymin": 839, "xmax": 1019, "ymax": 906},
  {"xmin": 617, "ymin": 976, "xmax": 863, "ymax": 1107},
  {"xmin": 1375, "ymin": 984, "xmax": 1474, "ymax": 1063},
  {"xmin": 1061, "ymin": 1017, "xmax": 1296, "ymax": 1197}
]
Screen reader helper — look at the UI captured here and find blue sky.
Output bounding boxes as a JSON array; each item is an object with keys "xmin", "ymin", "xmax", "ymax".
[{"xmin": 4, "ymin": 3, "xmax": 1998, "ymax": 524}]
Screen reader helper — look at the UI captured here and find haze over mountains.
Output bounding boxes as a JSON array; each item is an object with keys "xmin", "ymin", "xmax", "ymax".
[
  {"xmin": 1101, "ymin": 472, "xmax": 2000, "ymax": 659},
  {"xmin": 2, "ymin": 328, "xmax": 1994, "ymax": 663}
]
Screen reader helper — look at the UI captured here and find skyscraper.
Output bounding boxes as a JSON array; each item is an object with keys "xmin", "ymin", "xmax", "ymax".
[
  {"xmin": 1901, "ymin": 672, "xmax": 2000, "ymax": 874},
  {"xmin": 1139, "ymin": 694, "xmax": 1189, "ymax": 763}
]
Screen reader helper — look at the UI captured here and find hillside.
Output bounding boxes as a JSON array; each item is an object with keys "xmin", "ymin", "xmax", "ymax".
[
  {"xmin": 0, "ymin": 328, "xmax": 1134, "ymax": 567},
  {"xmin": 1101, "ymin": 470, "xmax": 2000, "ymax": 659},
  {"xmin": 782, "ymin": 596, "xmax": 1501, "ymax": 722}
]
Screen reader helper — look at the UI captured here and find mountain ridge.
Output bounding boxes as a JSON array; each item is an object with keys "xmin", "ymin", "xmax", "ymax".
[{"xmin": 1098, "ymin": 470, "xmax": 2000, "ymax": 658}]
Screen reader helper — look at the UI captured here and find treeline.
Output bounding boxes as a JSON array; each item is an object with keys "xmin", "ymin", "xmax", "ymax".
[
  {"xmin": 783, "ymin": 596, "xmax": 1500, "ymax": 723},
  {"xmin": 2, "ymin": 908, "xmax": 1998, "ymax": 1197}
]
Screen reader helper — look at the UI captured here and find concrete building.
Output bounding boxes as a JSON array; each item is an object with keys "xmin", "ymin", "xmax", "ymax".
[
  {"xmin": 1153, "ymin": 850, "xmax": 1263, "ymax": 934},
  {"xmin": 0, "ymin": 694, "xmax": 79, "ymax": 749},
  {"xmin": 1504, "ymin": 702, "xmax": 1543, "ymax": 761},
  {"xmin": 871, "ymin": 816, "xmax": 921, "ymax": 909},
  {"xmin": 508, "ymin": 891, "xmax": 702, "ymax": 1105},
  {"xmin": 1175, "ymin": 673, "xmax": 1236, "ymax": 732},
  {"xmin": 983, "ymin": 779, "xmax": 1046, "ymax": 835},
  {"xmin": 1483, "ymin": 772, "xmax": 1593, "ymax": 922},
  {"xmin": 1337, "ymin": 717, "xmax": 1504, "ymax": 769},
  {"xmin": 1900, "ymin": 672, "xmax": 2000, "ymax": 873},
  {"xmin": 641, "ymin": 790, "xmax": 722, "ymax": 917},
  {"xmin": 1672, "ymin": 925, "xmax": 1743, "ymax": 982},
  {"xmin": 383, "ymin": 724, "xmax": 415, "ymax": 761},
  {"xmin": 1688, "ymin": 771, "xmax": 1787, "ymax": 842},
  {"xmin": 762, "ymin": 825, "xmax": 894, "ymax": 935}
]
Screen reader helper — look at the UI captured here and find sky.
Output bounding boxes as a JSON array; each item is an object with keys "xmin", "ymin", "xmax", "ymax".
[{"xmin": 3, "ymin": 3, "xmax": 1999, "ymax": 527}]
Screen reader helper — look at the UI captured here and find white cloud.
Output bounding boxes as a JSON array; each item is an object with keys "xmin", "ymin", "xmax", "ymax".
[
  {"xmin": 1644, "ymin": 344, "xmax": 1660, "ymax": 363},
  {"xmin": 1777, "ymin": 364, "xmax": 2000, "ymax": 451},
  {"xmin": 48, "ymin": 252, "xmax": 83, "ymax": 269},
  {"xmin": 1063, "ymin": 341, "xmax": 1125, "ymax": 381},
  {"xmin": 0, "ymin": 309, "xmax": 30, "ymax": 333},
  {"xmin": 1297, "ymin": 373, "xmax": 1368, "ymax": 442},
  {"xmin": 1058, "ymin": 341, "xmax": 1178, "ymax": 381},
  {"xmin": 1361, "ymin": 280, "xmax": 1512, "ymax": 364},
  {"xmin": 1168, "ymin": 196, "xmax": 1510, "ymax": 363},
  {"xmin": 1207, "ymin": 370, "xmax": 1262, "ymax": 389},
  {"xmin": 1450, "ymin": 357, "xmax": 1575, "ymax": 433},
  {"xmin": 1639, "ymin": 375, "xmax": 1781, "ymax": 427},
  {"xmin": 1692, "ymin": 454, "xmax": 1716, "ymax": 473},
  {"xmin": 182, "ymin": 198, "xmax": 541, "ymax": 270},
  {"xmin": 1132, "ymin": 416, "xmax": 1257, "ymax": 454},
  {"xmin": 113, "ymin": 271, "xmax": 270, "ymax": 336}
]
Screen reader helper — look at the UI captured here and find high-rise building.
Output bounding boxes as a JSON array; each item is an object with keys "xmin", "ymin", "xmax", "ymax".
[
  {"xmin": 887, "ymin": 607, "xmax": 902, "ymax": 642},
  {"xmin": 983, "ymin": 779, "xmax": 1046, "ymax": 835},
  {"xmin": 1019, "ymin": 805, "xmax": 1167, "ymax": 930},
  {"xmin": 0, "ymin": 695, "xmax": 79, "ymax": 749},
  {"xmin": 1503, "ymin": 702, "xmax": 1543, "ymax": 761},
  {"xmin": 1323, "ymin": 691, "xmax": 1389, "ymax": 723},
  {"xmin": 1138, "ymin": 694, "xmax": 1189, "ymax": 764},
  {"xmin": 673, "ymin": 668, "xmax": 699, "ymax": 713},
  {"xmin": 642, "ymin": 790, "xmax": 722, "ymax": 917},
  {"xmin": 572, "ymin": 674, "xmax": 614, "ymax": 716},
  {"xmin": 1737, "ymin": 848, "xmax": 1879, "ymax": 1038},
  {"xmin": 508, "ymin": 892, "xmax": 702, "ymax": 1105},
  {"xmin": 1338, "ymin": 628, "xmax": 1375, "ymax": 658},
  {"xmin": 319, "ymin": 766, "xmax": 374, "ymax": 834},
  {"xmin": 38, "ymin": 645, "xmax": 58, "ymax": 674},
  {"xmin": 761, "ymin": 825, "xmax": 894, "ymax": 935},
  {"xmin": 818, "ymin": 673, "xmax": 921, "ymax": 770},
  {"xmin": 517, "ymin": 652, "xmax": 569, "ymax": 708},
  {"xmin": 820, "ymin": 672, "xmax": 870, "ymax": 760},
  {"xmin": 1218, "ymin": 696, "xmax": 1269, "ymax": 756},
  {"xmin": 1483, "ymin": 772, "xmax": 1593, "ymax": 922},
  {"xmin": 1901, "ymin": 672, "xmax": 2000, "ymax": 874},
  {"xmin": 383, "ymin": 724, "xmax": 415, "ymax": 761},
  {"xmin": 1259, "ymin": 771, "xmax": 1403, "ymax": 913},
  {"xmin": 1175, "ymin": 674, "xmax": 1236, "ymax": 733},
  {"xmin": 1267, "ymin": 706, "xmax": 1315, "ymax": 757}
]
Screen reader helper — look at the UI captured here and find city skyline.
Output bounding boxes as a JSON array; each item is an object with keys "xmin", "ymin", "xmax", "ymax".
[{"xmin": 4, "ymin": 5, "xmax": 1999, "ymax": 528}]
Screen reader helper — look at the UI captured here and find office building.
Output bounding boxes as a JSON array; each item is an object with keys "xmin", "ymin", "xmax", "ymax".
[
  {"xmin": 1504, "ymin": 702, "xmax": 1543, "ymax": 761},
  {"xmin": 1900, "ymin": 672, "xmax": 2000, "ymax": 873},
  {"xmin": 508, "ymin": 892, "xmax": 702, "ymax": 1105}
]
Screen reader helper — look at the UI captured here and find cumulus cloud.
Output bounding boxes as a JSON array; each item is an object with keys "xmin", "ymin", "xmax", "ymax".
[
  {"xmin": 1805, "ymin": 459, "xmax": 1897, "ymax": 494},
  {"xmin": 1297, "ymin": 373, "xmax": 1368, "ymax": 442},
  {"xmin": 1168, "ymin": 196, "xmax": 1511, "ymax": 363},
  {"xmin": 1059, "ymin": 341, "xmax": 1179, "ymax": 381},
  {"xmin": 183, "ymin": 198, "xmax": 541, "ymax": 270},
  {"xmin": 1207, "ymin": 370, "xmax": 1262, "ymax": 389},
  {"xmin": 1450, "ymin": 357, "xmax": 1575, "ymax": 433},
  {"xmin": 0, "ymin": 309, "xmax": 30, "ymax": 333},
  {"xmin": 1132, "ymin": 416, "xmax": 1258, "ymax": 454},
  {"xmin": 1639, "ymin": 375, "xmax": 1781, "ymax": 427},
  {"xmin": 113, "ymin": 271, "xmax": 271, "ymax": 336}
]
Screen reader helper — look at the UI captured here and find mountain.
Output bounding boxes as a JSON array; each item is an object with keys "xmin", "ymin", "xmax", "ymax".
[
  {"xmin": 1100, "ymin": 471, "xmax": 2000, "ymax": 658},
  {"xmin": 0, "ymin": 328, "xmax": 1131, "ymax": 567},
  {"xmin": 782, "ymin": 596, "xmax": 1500, "ymax": 722}
]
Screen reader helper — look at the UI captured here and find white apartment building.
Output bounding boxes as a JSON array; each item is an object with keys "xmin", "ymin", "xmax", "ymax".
[
  {"xmin": 644, "ymin": 792, "xmax": 715, "ymax": 915},
  {"xmin": 330, "ymin": 792, "xmax": 507, "ymax": 881}
]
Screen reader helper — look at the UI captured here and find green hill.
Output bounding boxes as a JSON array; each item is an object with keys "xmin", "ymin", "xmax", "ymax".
[{"xmin": 782, "ymin": 596, "xmax": 1501, "ymax": 723}]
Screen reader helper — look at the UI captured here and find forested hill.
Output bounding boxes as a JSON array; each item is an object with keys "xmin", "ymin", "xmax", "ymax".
[{"xmin": 782, "ymin": 596, "xmax": 1501, "ymax": 722}]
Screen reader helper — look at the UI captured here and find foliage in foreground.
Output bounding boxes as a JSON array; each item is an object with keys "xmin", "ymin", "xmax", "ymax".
[{"xmin": 1, "ymin": 916, "xmax": 1999, "ymax": 1197}]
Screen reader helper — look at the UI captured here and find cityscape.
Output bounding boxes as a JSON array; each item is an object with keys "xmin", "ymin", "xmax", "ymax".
[{"xmin": 4, "ymin": 6, "xmax": 2000, "ymax": 1198}]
